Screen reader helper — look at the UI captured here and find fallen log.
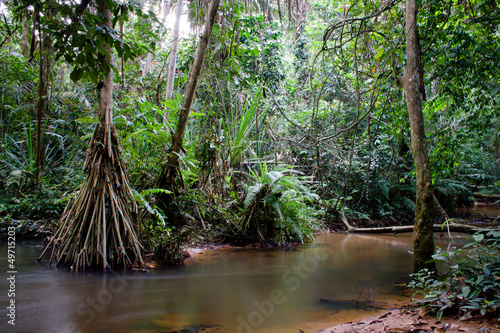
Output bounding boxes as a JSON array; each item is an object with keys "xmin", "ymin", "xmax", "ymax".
[
  {"xmin": 473, "ymin": 192, "xmax": 500, "ymax": 200},
  {"xmin": 346, "ymin": 223, "xmax": 489, "ymax": 234},
  {"xmin": 340, "ymin": 214, "xmax": 493, "ymax": 235}
]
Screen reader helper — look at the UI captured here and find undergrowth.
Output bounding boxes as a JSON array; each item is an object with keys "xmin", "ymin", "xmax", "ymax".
[{"xmin": 409, "ymin": 230, "xmax": 500, "ymax": 321}]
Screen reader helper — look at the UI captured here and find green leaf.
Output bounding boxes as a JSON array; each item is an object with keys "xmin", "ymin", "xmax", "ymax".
[
  {"xmin": 96, "ymin": 43, "xmax": 111, "ymax": 58},
  {"xmin": 70, "ymin": 67, "xmax": 84, "ymax": 82},
  {"xmin": 85, "ymin": 52, "xmax": 95, "ymax": 68},
  {"xmin": 462, "ymin": 286, "xmax": 470, "ymax": 299},
  {"xmin": 63, "ymin": 52, "xmax": 74, "ymax": 64},
  {"xmin": 436, "ymin": 309, "xmax": 443, "ymax": 321},
  {"xmin": 473, "ymin": 233, "xmax": 484, "ymax": 243}
]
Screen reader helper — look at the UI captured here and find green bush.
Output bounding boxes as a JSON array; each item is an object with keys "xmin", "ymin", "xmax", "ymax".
[
  {"xmin": 236, "ymin": 163, "xmax": 323, "ymax": 245},
  {"xmin": 409, "ymin": 231, "xmax": 500, "ymax": 321}
]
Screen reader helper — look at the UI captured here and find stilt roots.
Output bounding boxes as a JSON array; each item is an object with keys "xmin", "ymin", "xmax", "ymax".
[{"xmin": 38, "ymin": 108, "xmax": 145, "ymax": 271}]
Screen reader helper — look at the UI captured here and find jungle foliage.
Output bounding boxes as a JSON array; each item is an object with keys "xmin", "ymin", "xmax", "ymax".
[
  {"xmin": 0, "ymin": 0, "xmax": 499, "ymax": 263},
  {"xmin": 410, "ymin": 230, "xmax": 500, "ymax": 321}
]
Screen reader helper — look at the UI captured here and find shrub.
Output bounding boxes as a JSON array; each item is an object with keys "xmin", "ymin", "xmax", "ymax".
[
  {"xmin": 236, "ymin": 163, "xmax": 323, "ymax": 245},
  {"xmin": 409, "ymin": 230, "xmax": 500, "ymax": 321}
]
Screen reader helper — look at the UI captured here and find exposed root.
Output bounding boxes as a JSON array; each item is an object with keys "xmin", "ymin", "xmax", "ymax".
[{"xmin": 38, "ymin": 108, "xmax": 144, "ymax": 271}]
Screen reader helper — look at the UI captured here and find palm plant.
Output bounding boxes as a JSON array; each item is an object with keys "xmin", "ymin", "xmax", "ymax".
[{"xmin": 219, "ymin": 87, "xmax": 267, "ymax": 167}]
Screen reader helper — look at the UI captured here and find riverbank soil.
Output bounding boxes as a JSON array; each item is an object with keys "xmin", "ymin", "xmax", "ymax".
[{"xmin": 320, "ymin": 307, "xmax": 500, "ymax": 333}]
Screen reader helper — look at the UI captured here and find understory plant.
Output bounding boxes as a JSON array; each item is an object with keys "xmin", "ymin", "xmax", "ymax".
[
  {"xmin": 0, "ymin": 120, "xmax": 86, "ymax": 219},
  {"xmin": 236, "ymin": 163, "xmax": 322, "ymax": 245},
  {"xmin": 409, "ymin": 230, "xmax": 500, "ymax": 321}
]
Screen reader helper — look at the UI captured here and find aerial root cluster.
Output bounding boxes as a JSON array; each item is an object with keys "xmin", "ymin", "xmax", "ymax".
[{"xmin": 38, "ymin": 108, "xmax": 144, "ymax": 271}]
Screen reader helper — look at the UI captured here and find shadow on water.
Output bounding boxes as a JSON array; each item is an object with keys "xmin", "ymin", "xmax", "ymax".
[{"xmin": 0, "ymin": 233, "xmax": 463, "ymax": 333}]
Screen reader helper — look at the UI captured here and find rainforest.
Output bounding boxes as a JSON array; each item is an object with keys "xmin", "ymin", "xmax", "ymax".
[{"xmin": 0, "ymin": 0, "xmax": 499, "ymax": 332}]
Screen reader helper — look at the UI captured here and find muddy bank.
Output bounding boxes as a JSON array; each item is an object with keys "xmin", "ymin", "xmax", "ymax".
[{"xmin": 319, "ymin": 307, "xmax": 500, "ymax": 333}]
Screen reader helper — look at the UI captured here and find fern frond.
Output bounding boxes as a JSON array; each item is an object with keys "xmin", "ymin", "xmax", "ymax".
[
  {"xmin": 133, "ymin": 189, "xmax": 168, "ymax": 229},
  {"xmin": 243, "ymin": 183, "xmax": 266, "ymax": 208}
]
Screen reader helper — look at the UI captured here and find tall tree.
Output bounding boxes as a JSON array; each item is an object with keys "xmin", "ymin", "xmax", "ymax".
[
  {"xmin": 397, "ymin": 0, "xmax": 435, "ymax": 273},
  {"xmin": 21, "ymin": 9, "xmax": 30, "ymax": 58},
  {"xmin": 156, "ymin": 0, "xmax": 220, "ymax": 195},
  {"xmin": 38, "ymin": 0, "xmax": 144, "ymax": 271},
  {"xmin": 164, "ymin": 0, "xmax": 184, "ymax": 119},
  {"xmin": 34, "ymin": 5, "xmax": 52, "ymax": 185},
  {"xmin": 320, "ymin": 0, "xmax": 437, "ymax": 273}
]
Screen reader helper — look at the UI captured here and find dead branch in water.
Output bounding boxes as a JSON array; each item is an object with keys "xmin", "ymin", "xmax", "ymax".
[{"xmin": 340, "ymin": 213, "xmax": 492, "ymax": 235}]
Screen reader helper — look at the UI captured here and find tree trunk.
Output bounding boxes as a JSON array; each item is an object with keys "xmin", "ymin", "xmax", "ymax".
[
  {"xmin": 21, "ymin": 11, "xmax": 30, "ymax": 59},
  {"xmin": 164, "ymin": 0, "xmax": 184, "ymax": 122},
  {"xmin": 35, "ymin": 12, "xmax": 52, "ymax": 185},
  {"xmin": 38, "ymin": 1, "xmax": 144, "ymax": 271},
  {"xmin": 144, "ymin": 0, "xmax": 172, "ymax": 77},
  {"xmin": 156, "ymin": 0, "xmax": 219, "ymax": 194},
  {"xmin": 97, "ymin": 8, "xmax": 113, "ymax": 121},
  {"xmin": 28, "ymin": 4, "xmax": 39, "ymax": 63},
  {"xmin": 340, "ymin": 213, "xmax": 487, "ymax": 235},
  {"xmin": 398, "ymin": 0, "xmax": 436, "ymax": 273},
  {"xmin": 473, "ymin": 192, "xmax": 500, "ymax": 200}
]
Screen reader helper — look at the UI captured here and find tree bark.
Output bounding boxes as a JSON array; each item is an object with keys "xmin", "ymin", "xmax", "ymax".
[
  {"xmin": 398, "ymin": 0, "xmax": 436, "ymax": 273},
  {"xmin": 97, "ymin": 8, "xmax": 113, "ymax": 121},
  {"xmin": 343, "ymin": 221, "xmax": 487, "ymax": 235},
  {"xmin": 21, "ymin": 10, "xmax": 30, "ymax": 59},
  {"xmin": 339, "ymin": 214, "xmax": 487, "ymax": 236},
  {"xmin": 473, "ymin": 192, "xmax": 500, "ymax": 200},
  {"xmin": 156, "ymin": 0, "xmax": 219, "ymax": 194},
  {"xmin": 28, "ymin": 3, "xmax": 40, "ymax": 63},
  {"xmin": 35, "ymin": 11, "xmax": 52, "ymax": 185}
]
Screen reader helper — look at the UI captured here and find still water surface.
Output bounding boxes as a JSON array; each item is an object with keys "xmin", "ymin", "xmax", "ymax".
[
  {"xmin": 0, "ymin": 233, "xmax": 461, "ymax": 333},
  {"xmin": 456, "ymin": 204, "xmax": 500, "ymax": 219}
]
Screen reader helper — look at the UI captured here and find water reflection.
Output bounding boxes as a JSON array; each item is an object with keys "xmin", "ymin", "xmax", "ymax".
[
  {"xmin": 0, "ymin": 233, "xmax": 463, "ymax": 333},
  {"xmin": 456, "ymin": 205, "xmax": 500, "ymax": 219}
]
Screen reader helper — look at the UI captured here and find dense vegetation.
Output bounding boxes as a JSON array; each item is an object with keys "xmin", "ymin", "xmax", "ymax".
[
  {"xmin": 0, "ymin": 0, "xmax": 498, "ymax": 267},
  {"xmin": 410, "ymin": 231, "xmax": 500, "ymax": 320}
]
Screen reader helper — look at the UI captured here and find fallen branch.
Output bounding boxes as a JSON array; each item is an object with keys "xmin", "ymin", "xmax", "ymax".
[
  {"xmin": 433, "ymin": 194, "xmax": 450, "ymax": 220},
  {"xmin": 341, "ymin": 213, "xmax": 492, "ymax": 234},
  {"xmin": 473, "ymin": 192, "xmax": 500, "ymax": 200}
]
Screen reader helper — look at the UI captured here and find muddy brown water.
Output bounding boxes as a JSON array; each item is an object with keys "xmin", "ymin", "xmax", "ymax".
[
  {"xmin": 456, "ymin": 204, "xmax": 500, "ymax": 219},
  {"xmin": 1, "ymin": 233, "xmax": 465, "ymax": 333}
]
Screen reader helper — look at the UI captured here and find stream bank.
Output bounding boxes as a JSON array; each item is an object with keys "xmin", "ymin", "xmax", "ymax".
[{"xmin": 321, "ymin": 307, "xmax": 499, "ymax": 333}]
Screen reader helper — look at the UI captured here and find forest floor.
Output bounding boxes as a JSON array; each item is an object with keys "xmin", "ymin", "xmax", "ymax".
[{"xmin": 320, "ymin": 307, "xmax": 500, "ymax": 333}]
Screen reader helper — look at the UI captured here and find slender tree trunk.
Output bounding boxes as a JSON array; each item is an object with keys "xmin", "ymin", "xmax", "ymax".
[
  {"xmin": 21, "ymin": 11, "xmax": 30, "ymax": 59},
  {"xmin": 28, "ymin": 4, "xmax": 39, "ymax": 63},
  {"xmin": 97, "ymin": 10, "xmax": 113, "ymax": 121},
  {"xmin": 398, "ymin": 0, "xmax": 436, "ymax": 273},
  {"xmin": 156, "ymin": 0, "xmax": 220, "ymax": 195},
  {"xmin": 144, "ymin": 0, "xmax": 172, "ymax": 77},
  {"xmin": 164, "ymin": 0, "xmax": 184, "ymax": 122},
  {"xmin": 35, "ymin": 15, "xmax": 52, "ymax": 185}
]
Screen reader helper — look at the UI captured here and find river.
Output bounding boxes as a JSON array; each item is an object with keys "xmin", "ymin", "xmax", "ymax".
[{"xmin": 0, "ymin": 232, "xmax": 464, "ymax": 333}]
